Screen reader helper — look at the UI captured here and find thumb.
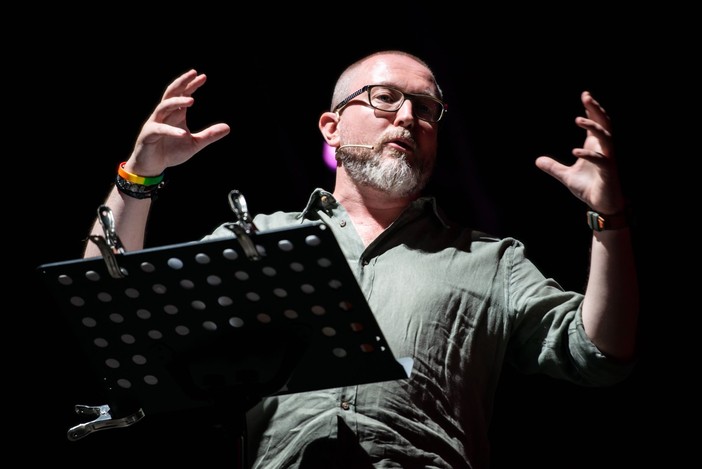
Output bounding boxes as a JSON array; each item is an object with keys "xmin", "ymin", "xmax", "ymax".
[{"xmin": 535, "ymin": 156, "xmax": 567, "ymax": 184}]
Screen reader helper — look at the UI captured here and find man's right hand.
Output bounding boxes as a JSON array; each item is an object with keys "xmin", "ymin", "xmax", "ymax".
[{"xmin": 124, "ymin": 69, "xmax": 231, "ymax": 177}]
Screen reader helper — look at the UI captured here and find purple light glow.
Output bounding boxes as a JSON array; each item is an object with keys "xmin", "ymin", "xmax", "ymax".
[{"xmin": 322, "ymin": 142, "xmax": 337, "ymax": 171}]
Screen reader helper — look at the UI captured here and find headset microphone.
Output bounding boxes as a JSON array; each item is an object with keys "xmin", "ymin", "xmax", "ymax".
[{"xmin": 337, "ymin": 144, "xmax": 374, "ymax": 150}]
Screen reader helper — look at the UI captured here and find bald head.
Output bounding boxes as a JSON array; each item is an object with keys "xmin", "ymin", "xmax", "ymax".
[{"xmin": 330, "ymin": 51, "xmax": 443, "ymax": 112}]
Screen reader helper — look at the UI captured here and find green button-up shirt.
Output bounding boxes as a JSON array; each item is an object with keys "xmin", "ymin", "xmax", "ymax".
[{"xmin": 204, "ymin": 188, "xmax": 633, "ymax": 468}]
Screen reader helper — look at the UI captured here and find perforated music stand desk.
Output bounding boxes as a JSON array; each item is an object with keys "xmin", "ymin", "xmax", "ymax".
[{"xmin": 37, "ymin": 221, "xmax": 410, "ymax": 459}]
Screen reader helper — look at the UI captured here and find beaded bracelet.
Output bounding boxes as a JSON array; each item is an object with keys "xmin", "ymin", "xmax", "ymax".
[{"xmin": 115, "ymin": 162, "xmax": 166, "ymax": 200}]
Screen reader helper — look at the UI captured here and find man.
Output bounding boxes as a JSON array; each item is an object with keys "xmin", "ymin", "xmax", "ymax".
[{"xmin": 85, "ymin": 50, "xmax": 638, "ymax": 468}]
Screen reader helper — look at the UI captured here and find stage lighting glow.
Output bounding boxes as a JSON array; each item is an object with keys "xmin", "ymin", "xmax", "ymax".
[{"xmin": 322, "ymin": 142, "xmax": 337, "ymax": 171}]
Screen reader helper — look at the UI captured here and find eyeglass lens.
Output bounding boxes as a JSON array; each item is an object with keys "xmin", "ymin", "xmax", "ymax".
[{"xmin": 369, "ymin": 86, "xmax": 443, "ymax": 122}]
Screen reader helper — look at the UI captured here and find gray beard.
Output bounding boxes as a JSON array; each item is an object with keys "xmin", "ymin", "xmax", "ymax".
[{"xmin": 337, "ymin": 147, "xmax": 431, "ymax": 198}]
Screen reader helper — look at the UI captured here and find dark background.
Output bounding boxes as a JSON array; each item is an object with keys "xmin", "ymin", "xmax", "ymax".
[{"xmin": 17, "ymin": 8, "xmax": 689, "ymax": 468}]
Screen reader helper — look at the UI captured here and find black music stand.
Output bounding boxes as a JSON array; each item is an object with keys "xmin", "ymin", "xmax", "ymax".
[{"xmin": 37, "ymin": 202, "xmax": 410, "ymax": 466}]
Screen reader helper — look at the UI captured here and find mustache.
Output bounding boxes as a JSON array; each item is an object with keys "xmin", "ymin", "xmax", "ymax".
[
  {"xmin": 378, "ymin": 129, "xmax": 416, "ymax": 151},
  {"xmin": 336, "ymin": 130, "xmax": 417, "ymax": 156}
]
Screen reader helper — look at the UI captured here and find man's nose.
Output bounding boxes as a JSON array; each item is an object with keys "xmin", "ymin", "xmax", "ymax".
[{"xmin": 393, "ymin": 99, "xmax": 416, "ymax": 127}]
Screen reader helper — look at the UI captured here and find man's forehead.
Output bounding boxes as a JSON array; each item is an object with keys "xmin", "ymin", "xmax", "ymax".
[{"xmin": 360, "ymin": 56, "xmax": 436, "ymax": 93}]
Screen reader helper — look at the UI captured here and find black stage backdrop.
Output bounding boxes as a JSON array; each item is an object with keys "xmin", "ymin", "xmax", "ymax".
[{"xmin": 17, "ymin": 10, "xmax": 686, "ymax": 468}]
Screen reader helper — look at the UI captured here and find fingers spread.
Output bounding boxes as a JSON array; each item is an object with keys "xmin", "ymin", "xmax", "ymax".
[
  {"xmin": 582, "ymin": 91, "xmax": 611, "ymax": 131},
  {"xmin": 162, "ymin": 69, "xmax": 207, "ymax": 100}
]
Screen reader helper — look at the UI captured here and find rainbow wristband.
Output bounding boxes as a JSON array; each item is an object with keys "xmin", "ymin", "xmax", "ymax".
[{"xmin": 118, "ymin": 162, "xmax": 165, "ymax": 186}]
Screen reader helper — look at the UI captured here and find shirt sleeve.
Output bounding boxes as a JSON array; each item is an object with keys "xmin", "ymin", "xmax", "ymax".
[{"xmin": 502, "ymin": 238, "xmax": 636, "ymax": 386}]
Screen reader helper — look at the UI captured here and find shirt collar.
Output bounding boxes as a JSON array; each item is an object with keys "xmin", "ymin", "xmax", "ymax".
[{"xmin": 297, "ymin": 188, "xmax": 451, "ymax": 228}]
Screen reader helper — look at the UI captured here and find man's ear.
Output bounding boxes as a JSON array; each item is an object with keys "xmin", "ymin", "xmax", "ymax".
[{"xmin": 319, "ymin": 111, "xmax": 341, "ymax": 147}]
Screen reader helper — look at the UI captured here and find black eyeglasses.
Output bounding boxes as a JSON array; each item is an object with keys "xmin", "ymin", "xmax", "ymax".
[{"xmin": 333, "ymin": 84, "xmax": 447, "ymax": 123}]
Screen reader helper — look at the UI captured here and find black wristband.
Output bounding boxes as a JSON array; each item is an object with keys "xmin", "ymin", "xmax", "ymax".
[{"xmin": 115, "ymin": 174, "xmax": 165, "ymax": 200}]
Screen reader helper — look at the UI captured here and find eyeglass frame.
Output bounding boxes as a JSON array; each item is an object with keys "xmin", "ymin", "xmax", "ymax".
[{"xmin": 332, "ymin": 84, "xmax": 448, "ymax": 123}]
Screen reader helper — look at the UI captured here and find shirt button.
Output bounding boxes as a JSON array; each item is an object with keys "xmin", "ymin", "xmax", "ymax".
[
  {"xmin": 340, "ymin": 220, "xmax": 347, "ymax": 227},
  {"xmin": 340, "ymin": 401, "xmax": 350, "ymax": 410}
]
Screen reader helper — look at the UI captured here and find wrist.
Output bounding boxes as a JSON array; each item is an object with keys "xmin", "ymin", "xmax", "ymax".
[
  {"xmin": 119, "ymin": 162, "xmax": 164, "ymax": 184},
  {"xmin": 121, "ymin": 160, "xmax": 167, "ymax": 180},
  {"xmin": 586, "ymin": 208, "xmax": 633, "ymax": 231},
  {"xmin": 115, "ymin": 162, "xmax": 166, "ymax": 200}
]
